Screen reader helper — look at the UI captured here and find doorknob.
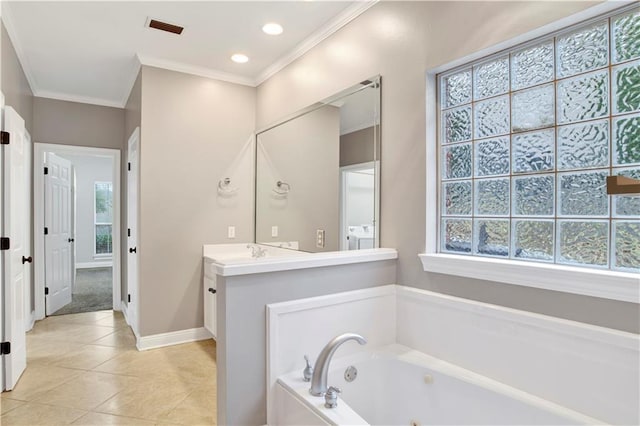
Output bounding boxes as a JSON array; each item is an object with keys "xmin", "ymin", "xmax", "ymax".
[
  {"xmin": 129, "ymin": 247, "xmax": 137, "ymax": 254},
  {"xmin": 68, "ymin": 238, "xmax": 74, "ymax": 243},
  {"xmin": 22, "ymin": 256, "xmax": 33, "ymax": 264},
  {"xmin": 208, "ymin": 288, "xmax": 216, "ymax": 294}
]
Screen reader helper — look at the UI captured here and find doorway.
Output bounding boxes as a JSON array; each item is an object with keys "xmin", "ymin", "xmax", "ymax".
[
  {"xmin": 339, "ymin": 161, "xmax": 376, "ymax": 250},
  {"xmin": 33, "ymin": 144, "xmax": 121, "ymax": 319}
]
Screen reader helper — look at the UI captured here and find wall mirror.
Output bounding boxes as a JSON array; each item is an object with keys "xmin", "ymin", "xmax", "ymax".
[{"xmin": 255, "ymin": 77, "xmax": 380, "ymax": 252}]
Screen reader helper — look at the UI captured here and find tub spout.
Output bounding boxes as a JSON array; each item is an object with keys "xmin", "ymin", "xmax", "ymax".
[{"xmin": 309, "ymin": 333, "xmax": 367, "ymax": 396}]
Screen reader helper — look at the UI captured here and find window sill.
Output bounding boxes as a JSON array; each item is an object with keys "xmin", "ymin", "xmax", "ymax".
[{"xmin": 418, "ymin": 253, "xmax": 639, "ymax": 303}]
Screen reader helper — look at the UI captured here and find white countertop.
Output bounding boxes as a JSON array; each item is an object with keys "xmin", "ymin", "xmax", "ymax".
[{"xmin": 203, "ymin": 244, "xmax": 397, "ymax": 276}]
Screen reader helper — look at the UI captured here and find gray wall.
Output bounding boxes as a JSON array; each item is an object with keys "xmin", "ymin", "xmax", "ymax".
[
  {"xmin": 256, "ymin": 105, "xmax": 340, "ymax": 252},
  {"xmin": 256, "ymin": 1, "xmax": 639, "ymax": 333},
  {"xmin": 217, "ymin": 259, "xmax": 397, "ymax": 426},
  {"xmin": 1, "ymin": 22, "xmax": 33, "ymax": 134},
  {"xmin": 58, "ymin": 154, "xmax": 113, "ymax": 265},
  {"xmin": 32, "ymin": 97, "xmax": 124, "ymax": 150},
  {"xmin": 340, "ymin": 126, "xmax": 375, "ymax": 167},
  {"xmin": 138, "ymin": 66, "xmax": 255, "ymax": 336}
]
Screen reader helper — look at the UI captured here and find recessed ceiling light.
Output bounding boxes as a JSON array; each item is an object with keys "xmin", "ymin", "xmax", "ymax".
[
  {"xmin": 231, "ymin": 54, "xmax": 249, "ymax": 64},
  {"xmin": 262, "ymin": 23, "xmax": 284, "ymax": 35}
]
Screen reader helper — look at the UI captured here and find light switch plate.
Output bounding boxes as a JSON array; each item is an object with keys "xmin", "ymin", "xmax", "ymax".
[
  {"xmin": 228, "ymin": 226, "xmax": 236, "ymax": 239},
  {"xmin": 272, "ymin": 226, "xmax": 278, "ymax": 237},
  {"xmin": 316, "ymin": 229, "xmax": 325, "ymax": 248}
]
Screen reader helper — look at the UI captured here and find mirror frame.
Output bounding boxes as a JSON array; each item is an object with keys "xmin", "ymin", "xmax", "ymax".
[{"xmin": 254, "ymin": 75, "xmax": 381, "ymax": 251}]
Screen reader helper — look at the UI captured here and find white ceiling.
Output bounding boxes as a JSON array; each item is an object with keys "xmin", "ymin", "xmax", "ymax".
[
  {"xmin": 3, "ymin": 1, "xmax": 374, "ymax": 107},
  {"xmin": 339, "ymin": 84, "xmax": 378, "ymax": 135}
]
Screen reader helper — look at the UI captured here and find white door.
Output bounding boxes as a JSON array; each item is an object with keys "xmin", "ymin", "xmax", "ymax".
[
  {"xmin": 2, "ymin": 106, "xmax": 28, "ymax": 390},
  {"xmin": 127, "ymin": 128, "xmax": 140, "ymax": 334},
  {"xmin": 1, "ymin": 92, "xmax": 4, "ymax": 389},
  {"xmin": 0, "ymin": 3, "xmax": 4, "ymax": 390},
  {"xmin": 70, "ymin": 167, "xmax": 76, "ymax": 293},
  {"xmin": 44, "ymin": 153, "xmax": 73, "ymax": 314},
  {"xmin": 23, "ymin": 131, "xmax": 33, "ymax": 331}
]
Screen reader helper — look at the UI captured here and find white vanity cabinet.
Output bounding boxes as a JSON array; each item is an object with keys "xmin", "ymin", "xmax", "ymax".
[{"xmin": 204, "ymin": 261, "xmax": 217, "ymax": 339}]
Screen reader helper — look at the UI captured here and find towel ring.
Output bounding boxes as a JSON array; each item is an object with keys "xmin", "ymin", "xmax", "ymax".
[
  {"xmin": 218, "ymin": 177, "xmax": 238, "ymax": 195},
  {"xmin": 272, "ymin": 180, "xmax": 291, "ymax": 195}
]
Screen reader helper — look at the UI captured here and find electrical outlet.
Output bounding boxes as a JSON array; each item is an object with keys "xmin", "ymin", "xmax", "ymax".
[
  {"xmin": 228, "ymin": 226, "xmax": 236, "ymax": 239},
  {"xmin": 271, "ymin": 226, "xmax": 278, "ymax": 237},
  {"xmin": 316, "ymin": 229, "xmax": 325, "ymax": 248}
]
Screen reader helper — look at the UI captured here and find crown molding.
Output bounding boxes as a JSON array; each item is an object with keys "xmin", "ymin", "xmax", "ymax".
[
  {"xmin": 1, "ymin": 2, "xmax": 39, "ymax": 95},
  {"xmin": 137, "ymin": 54, "xmax": 256, "ymax": 87},
  {"xmin": 35, "ymin": 90, "xmax": 125, "ymax": 109},
  {"xmin": 3, "ymin": 0, "xmax": 378, "ymax": 108},
  {"xmin": 254, "ymin": 0, "xmax": 378, "ymax": 86}
]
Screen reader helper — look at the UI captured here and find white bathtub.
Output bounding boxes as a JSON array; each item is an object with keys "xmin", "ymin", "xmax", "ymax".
[{"xmin": 274, "ymin": 344, "xmax": 602, "ymax": 426}]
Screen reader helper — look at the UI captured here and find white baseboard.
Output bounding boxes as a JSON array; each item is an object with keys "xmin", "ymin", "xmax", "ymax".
[
  {"xmin": 136, "ymin": 327, "xmax": 212, "ymax": 351},
  {"xmin": 121, "ymin": 301, "xmax": 140, "ymax": 340},
  {"xmin": 121, "ymin": 302, "xmax": 130, "ymax": 326},
  {"xmin": 76, "ymin": 261, "xmax": 113, "ymax": 269}
]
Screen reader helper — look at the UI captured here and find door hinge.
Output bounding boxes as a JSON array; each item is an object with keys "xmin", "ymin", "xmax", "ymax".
[
  {"xmin": 0, "ymin": 131, "xmax": 9, "ymax": 145},
  {"xmin": 1, "ymin": 342, "xmax": 10, "ymax": 355},
  {"xmin": 45, "ymin": 287, "xmax": 49, "ymax": 295},
  {"xmin": 0, "ymin": 237, "xmax": 9, "ymax": 250},
  {"xmin": 128, "ymin": 228, "xmax": 131, "ymax": 237},
  {"xmin": 128, "ymin": 162, "xmax": 131, "ymax": 171},
  {"xmin": 128, "ymin": 294, "xmax": 131, "ymax": 303},
  {"xmin": 44, "ymin": 166, "xmax": 49, "ymax": 175},
  {"xmin": 44, "ymin": 227, "xmax": 49, "ymax": 235}
]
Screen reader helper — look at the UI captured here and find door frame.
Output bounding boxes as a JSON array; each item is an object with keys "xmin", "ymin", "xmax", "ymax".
[
  {"xmin": 125, "ymin": 127, "xmax": 140, "ymax": 337},
  {"xmin": 34, "ymin": 143, "xmax": 121, "ymax": 319},
  {"xmin": 339, "ymin": 161, "xmax": 377, "ymax": 250}
]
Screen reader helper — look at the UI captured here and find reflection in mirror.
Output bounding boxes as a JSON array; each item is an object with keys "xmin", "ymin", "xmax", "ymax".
[{"xmin": 255, "ymin": 77, "xmax": 380, "ymax": 253}]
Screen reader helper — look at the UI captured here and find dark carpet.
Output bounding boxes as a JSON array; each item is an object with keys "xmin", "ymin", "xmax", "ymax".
[{"xmin": 51, "ymin": 267, "xmax": 113, "ymax": 315}]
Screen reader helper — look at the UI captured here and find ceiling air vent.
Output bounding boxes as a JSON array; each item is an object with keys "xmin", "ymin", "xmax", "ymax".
[{"xmin": 147, "ymin": 18, "xmax": 184, "ymax": 35}]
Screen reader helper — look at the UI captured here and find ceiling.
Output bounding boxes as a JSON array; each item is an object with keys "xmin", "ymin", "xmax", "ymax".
[
  {"xmin": 338, "ymin": 84, "xmax": 378, "ymax": 135},
  {"xmin": 3, "ymin": 1, "xmax": 374, "ymax": 107}
]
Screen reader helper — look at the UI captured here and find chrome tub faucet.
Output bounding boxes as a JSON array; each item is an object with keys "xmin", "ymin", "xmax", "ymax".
[{"xmin": 309, "ymin": 333, "xmax": 367, "ymax": 396}]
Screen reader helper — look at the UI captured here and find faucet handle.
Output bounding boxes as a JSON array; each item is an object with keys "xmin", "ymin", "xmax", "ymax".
[
  {"xmin": 303, "ymin": 355, "xmax": 313, "ymax": 382},
  {"xmin": 324, "ymin": 386, "xmax": 341, "ymax": 409}
]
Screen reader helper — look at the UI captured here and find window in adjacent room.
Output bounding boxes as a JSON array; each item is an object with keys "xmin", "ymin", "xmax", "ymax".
[
  {"xmin": 94, "ymin": 181, "xmax": 113, "ymax": 256},
  {"xmin": 437, "ymin": 7, "xmax": 639, "ymax": 272}
]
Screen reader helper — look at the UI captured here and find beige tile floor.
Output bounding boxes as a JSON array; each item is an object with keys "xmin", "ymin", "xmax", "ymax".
[{"xmin": 0, "ymin": 310, "xmax": 217, "ymax": 425}]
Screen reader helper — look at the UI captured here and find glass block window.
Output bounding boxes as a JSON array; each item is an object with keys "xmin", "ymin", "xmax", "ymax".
[
  {"xmin": 94, "ymin": 182, "xmax": 113, "ymax": 255},
  {"xmin": 438, "ymin": 7, "xmax": 640, "ymax": 272}
]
